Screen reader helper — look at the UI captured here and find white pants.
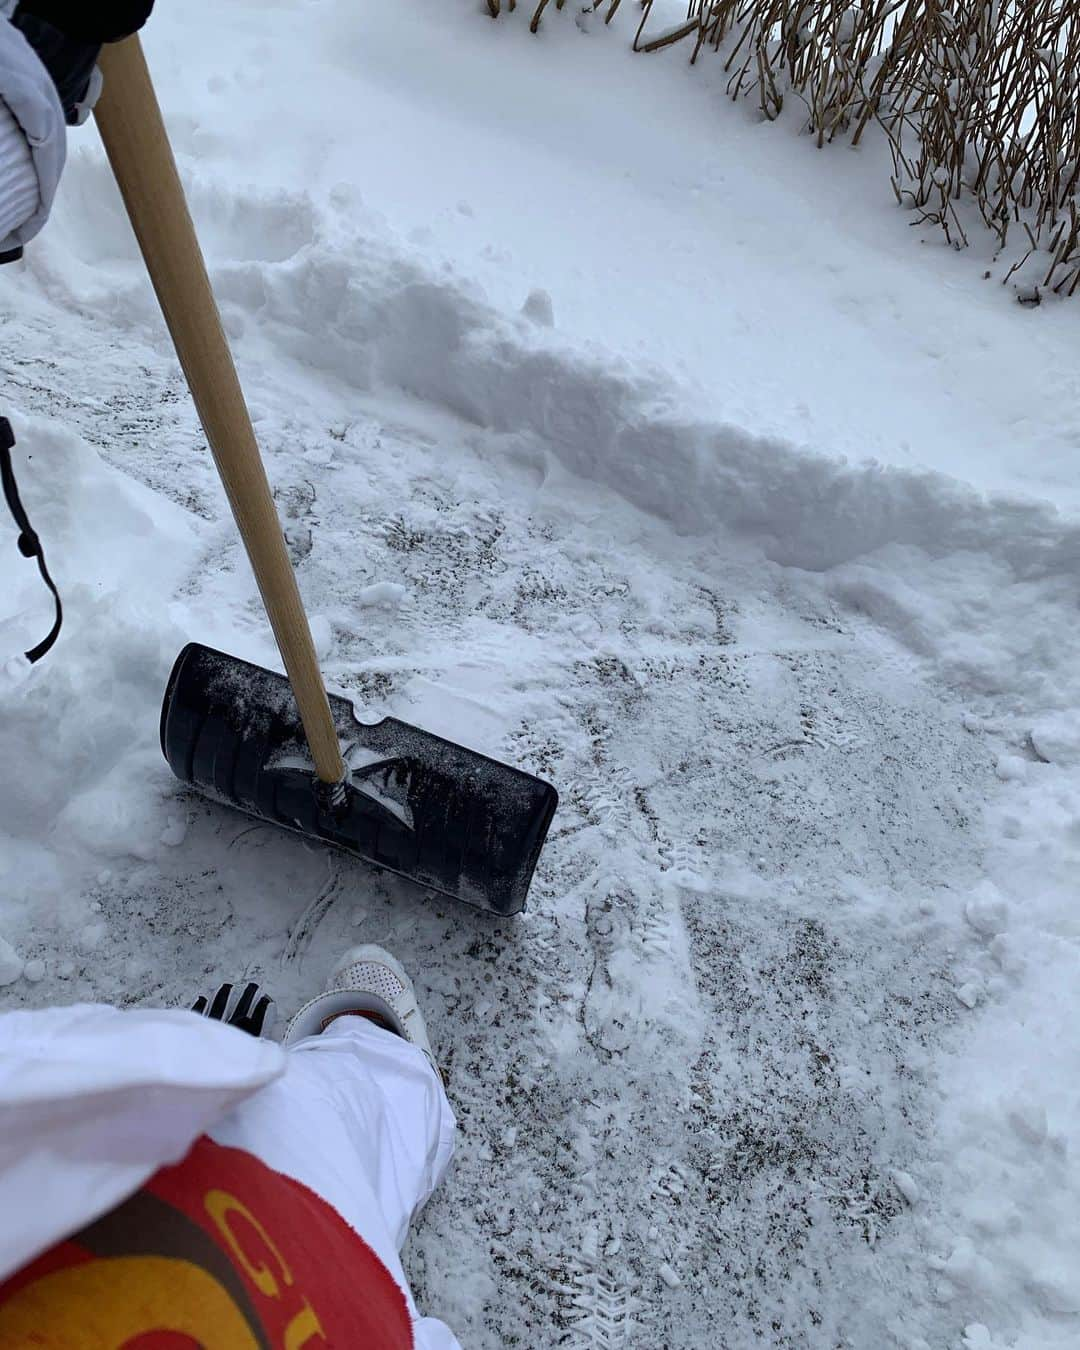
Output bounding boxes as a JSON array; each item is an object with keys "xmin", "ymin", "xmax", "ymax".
[
  {"xmin": 209, "ymin": 1018, "xmax": 461, "ymax": 1350},
  {"xmin": 0, "ymin": 1003, "xmax": 461, "ymax": 1350}
]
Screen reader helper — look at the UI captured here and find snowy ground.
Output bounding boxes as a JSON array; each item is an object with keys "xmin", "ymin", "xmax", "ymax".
[{"xmin": 2, "ymin": 3, "xmax": 1080, "ymax": 1347}]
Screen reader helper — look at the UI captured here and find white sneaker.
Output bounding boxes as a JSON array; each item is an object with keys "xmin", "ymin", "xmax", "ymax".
[{"xmin": 284, "ymin": 944, "xmax": 436, "ymax": 1069}]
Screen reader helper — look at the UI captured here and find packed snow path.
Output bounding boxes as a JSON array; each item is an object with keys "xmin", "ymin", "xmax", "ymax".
[
  {"xmin": 0, "ymin": 259, "xmax": 1031, "ymax": 1346},
  {"xmin": 4, "ymin": 4, "xmax": 1080, "ymax": 1348}
]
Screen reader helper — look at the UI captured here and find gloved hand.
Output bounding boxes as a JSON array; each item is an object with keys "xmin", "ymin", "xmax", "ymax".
[
  {"xmin": 12, "ymin": 2, "xmax": 155, "ymax": 124},
  {"xmin": 191, "ymin": 982, "xmax": 277, "ymax": 1039},
  {"xmin": 0, "ymin": 0, "xmax": 155, "ymax": 261},
  {"xmin": 13, "ymin": 3, "xmax": 155, "ymax": 44}
]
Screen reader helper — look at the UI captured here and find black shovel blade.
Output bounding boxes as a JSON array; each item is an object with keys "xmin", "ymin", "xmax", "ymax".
[{"xmin": 160, "ymin": 643, "xmax": 557, "ymax": 916}]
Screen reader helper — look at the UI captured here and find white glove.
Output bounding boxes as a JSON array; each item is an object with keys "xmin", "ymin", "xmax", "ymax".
[{"xmin": 0, "ymin": 12, "xmax": 65, "ymax": 260}]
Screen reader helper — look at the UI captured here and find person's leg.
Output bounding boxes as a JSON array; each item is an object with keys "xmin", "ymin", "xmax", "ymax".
[
  {"xmin": 207, "ymin": 949, "xmax": 456, "ymax": 1282},
  {"xmin": 212, "ymin": 1017, "xmax": 455, "ymax": 1246}
]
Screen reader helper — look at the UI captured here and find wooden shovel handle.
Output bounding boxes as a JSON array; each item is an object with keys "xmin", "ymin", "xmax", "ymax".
[{"xmin": 94, "ymin": 36, "xmax": 346, "ymax": 786}]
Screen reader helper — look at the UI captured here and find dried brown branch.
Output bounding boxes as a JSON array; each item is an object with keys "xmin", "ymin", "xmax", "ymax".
[{"xmin": 489, "ymin": 0, "xmax": 1080, "ymax": 298}]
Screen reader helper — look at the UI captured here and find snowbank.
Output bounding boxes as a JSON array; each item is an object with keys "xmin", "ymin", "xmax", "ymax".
[{"xmin": 29, "ymin": 153, "xmax": 1080, "ymax": 579}]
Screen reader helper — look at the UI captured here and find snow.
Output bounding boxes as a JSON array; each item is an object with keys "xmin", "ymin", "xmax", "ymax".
[
  {"xmin": 20, "ymin": 957, "xmax": 45, "ymax": 984},
  {"xmin": 2, "ymin": 1, "xmax": 1080, "ymax": 1346},
  {"xmin": 891, "ymin": 1169, "xmax": 921, "ymax": 1208},
  {"xmin": 0, "ymin": 938, "xmax": 23, "ymax": 988}
]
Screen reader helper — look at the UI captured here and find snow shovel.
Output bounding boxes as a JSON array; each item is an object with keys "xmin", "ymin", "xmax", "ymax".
[{"xmin": 92, "ymin": 37, "xmax": 557, "ymax": 916}]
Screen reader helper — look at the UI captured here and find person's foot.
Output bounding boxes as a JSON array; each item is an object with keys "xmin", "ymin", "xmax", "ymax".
[{"xmin": 284, "ymin": 944, "xmax": 436, "ymax": 1069}]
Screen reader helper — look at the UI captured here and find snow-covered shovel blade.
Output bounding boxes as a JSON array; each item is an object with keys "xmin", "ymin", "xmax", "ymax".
[{"xmin": 161, "ymin": 644, "xmax": 558, "ymax": 916}]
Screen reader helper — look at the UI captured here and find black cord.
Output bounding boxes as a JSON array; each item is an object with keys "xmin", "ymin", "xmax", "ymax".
[{"xmin": 1, "ymin": 418, "xmax": 63, "ymax": 663}]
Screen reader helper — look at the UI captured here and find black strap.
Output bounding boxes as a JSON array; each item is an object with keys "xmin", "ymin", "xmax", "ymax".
[{"xmin": 1, "ymin": 418, "xmax": 63, "ymax": 663}]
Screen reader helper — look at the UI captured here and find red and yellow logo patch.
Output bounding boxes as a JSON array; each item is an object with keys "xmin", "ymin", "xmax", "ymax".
[{"xmin": 0, "ymin": 1138, "xmax": 413, "ymax": 1349}]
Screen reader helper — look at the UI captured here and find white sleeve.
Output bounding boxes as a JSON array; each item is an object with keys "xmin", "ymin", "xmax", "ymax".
[
  {"xmin": 0, "ymin": 1003, "xmax": 287, "ymax": 1283},
  {"xmin": 0, "ymin": 14, "xmax": 65, "ymax": 255},
  {"xmin": 0, "ymin": 92, "xmax": 37, "ymax": 247}
]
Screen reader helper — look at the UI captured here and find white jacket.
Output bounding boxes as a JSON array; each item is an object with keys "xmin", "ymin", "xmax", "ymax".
[
  {"xmin": 0, "ymin": 1003, "xmax": 286, "ymax": 1283},
  {"xmin": 0, "ymin": 1003, "xmax": 463, "ymax": 1349},
  {"xmin": 0, "ymin": 1, "xmax": 66, "ymax": 256}
]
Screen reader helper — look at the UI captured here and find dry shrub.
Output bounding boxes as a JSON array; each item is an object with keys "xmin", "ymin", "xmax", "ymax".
[
  {"xmin": 639, "ymin": 0, "xmax": 899, "ymax": 136},
  {"xmin": 634, "ymin": 0, "xmax": 1080, "ymax": 297},
  {"xmin": 486, "ymin": 0, "xmax": 624, "ymax": 35},
  {"xmin": 491, "ymin": 0, "xmax": 1080, "ymax": 299},
  {"xmin": 875, "ymin": 0, "xmax": 1080, "ymax": 294}
]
